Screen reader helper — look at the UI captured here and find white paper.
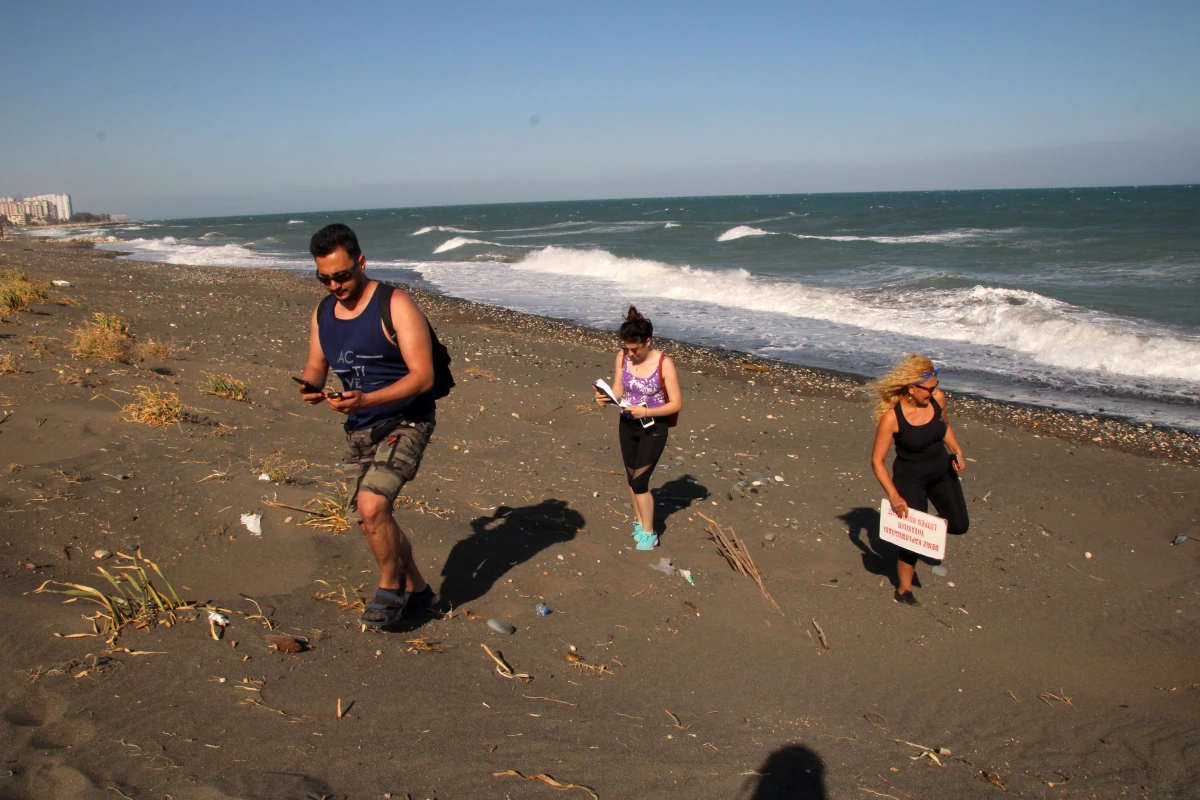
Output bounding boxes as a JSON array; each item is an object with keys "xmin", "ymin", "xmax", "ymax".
[
  {"xmin": 240, "ymin": 513, "xmax": 263, "ymax": 536},
  {"xmin": 879, "ymin": 499, "xmax": 948, "ymax": 559}
]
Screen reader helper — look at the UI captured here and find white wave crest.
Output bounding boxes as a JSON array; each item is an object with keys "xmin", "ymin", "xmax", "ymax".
[
  {"xmin": 792, "ymin": 227, "xmax": 1020, "ymax": 244},
  {"xmin": 413, "ymin": 225, "xmax": 479, "ymax": 236},
  {"xmin": 433, "ymin": 236, "xmax": 521, "ymax": 254},
  {"xmin": 717, "ymin": 226, "xmax": 776, "ymax": 242},
  {"xmin": 664, "ymin": 222, "xmax": 681, "ymax": 229},
  {"xmin": 509, "ymin": 247, "xmax": 1200, "ymax": 383},
  {"xmin": 94, "ymin": 236, "xmax": 310, "ymax": 270},
  {"xmin": 287, "ymin": 220, "xmax": 305, "ymax": 225}
]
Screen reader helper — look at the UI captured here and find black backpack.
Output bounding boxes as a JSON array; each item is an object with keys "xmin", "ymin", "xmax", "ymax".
[{"xmin": 317, "ymin": 283, "xmax": 455, "ymax": 399}]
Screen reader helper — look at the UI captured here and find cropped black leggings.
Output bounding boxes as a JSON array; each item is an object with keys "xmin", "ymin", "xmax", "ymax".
[
  {"xmin": 892, "ymin": 466, "xmax": 969, "ymax": 565},
  {"xmin": 618, "ymin": 417, "xmax": 669, "ymax": 494}
]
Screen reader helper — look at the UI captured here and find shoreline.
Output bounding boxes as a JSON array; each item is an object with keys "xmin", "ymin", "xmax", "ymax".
[{"xmin": 51, "ymin": 238, "xmax": 1200, "ymax": 465}]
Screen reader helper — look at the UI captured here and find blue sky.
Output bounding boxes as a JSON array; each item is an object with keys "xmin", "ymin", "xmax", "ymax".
[{"xmin": 3, "ymin": 1, "xmax": 1198, "ymax": 218}]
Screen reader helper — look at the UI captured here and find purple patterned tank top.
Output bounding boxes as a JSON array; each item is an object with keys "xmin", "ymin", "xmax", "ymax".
[{"xmin": 622, "ymin": 353, "xmax": 667, "ymax": 418}]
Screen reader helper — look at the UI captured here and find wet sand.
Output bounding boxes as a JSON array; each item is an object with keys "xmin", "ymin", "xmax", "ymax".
[{"xmin": 1, "ymin": 240, "xmax": 1198, "ymax": 799}]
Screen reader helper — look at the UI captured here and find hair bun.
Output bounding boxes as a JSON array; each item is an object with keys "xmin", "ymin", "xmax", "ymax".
[{"xmin": 625, "ymin": 306, "xmax": 644, "ymax": 322}]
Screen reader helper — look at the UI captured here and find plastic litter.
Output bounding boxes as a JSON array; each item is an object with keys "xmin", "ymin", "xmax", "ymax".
[
  {"xmin": 1172, "ymin": 534, "xmax": 1190, "ymax": 545},
  {"xmin": 51, "ymin": 280, "xmax": 71, "ymax": 287},
  {"xmin": 535, "ymin": 603, "xmax": 551, "ymax": 617},
  {"xmin": 650, "ymin": 557, "xmax": 676, "ymax": 577},
  {"xmin": 240, "ymin": 513, "xmax": 263, "ymax": 535},
  {"xmin": 487, "ymin": 619, "xmax": 516, "ymax": 635},
  {"xmin": 258, "ymin": 473, "xmax": 272, "ymax": 481},
  {"xmin": 931, "ymin": 565, "xmax": 949, "ymax": 577},
  {"xmin": 679, "ymin": 569, "xmax": 694, "ymax": 585}
]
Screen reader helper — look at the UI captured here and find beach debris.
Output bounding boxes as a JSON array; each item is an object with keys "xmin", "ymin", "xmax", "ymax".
[
  {"xmin": 480, "ymin": 643, "xmax": 532, "ymax": 681},
  {"xmin": 258, "ymin": 473, "xmax": 271, "ymax": 481},
  {"xmin": 524, "ymin": 694, "xmax": 578, "ymax": 707},
  {"xmin": 492, "ymin": 770, "xmax": 598, "ymax": 799},
  {"xmin": 405, "ymin": 637, "xmax": 443, "ymax": 653},
  {"xmin": 535, "ymin": 603, "xmax": 552, "ymax": 617},
  {"xmin": 683, "ymin": 600, "xmax": 700, "ymax": 616},
  {"xmin": 740, "ymin": 362, "xmax": 769, "ymax": 372},
  {"xmin": 679, "ymin": 569, "xmax": 694, "ymax": 585},
  {"xmin": 894, "ymin": 739, "xmax": 951, "ymax": 766},
  {"xmin": 1172, "ymin": 534, "xmax": 1190, "ymax": 545},
  {"xmin": 664, "ymin": 709, "xmax": 691, "ymax": 730},
  {"xmin": 92, "ymin": 549, "xmax": 111, "ymax": 560},
  {"xmin": 487, "ymin": 618, "xmax": 516, "ymax": 635},
  {"xmin": 699, "ymin": 512, "xmax": 782, "ymax": 615},
  {"xmin": 261, "ymin": 633, "xmax": 306, "ymax": 653},
  {"xmin": 812, "ymin": 618, "xmax": 831, "ymax": 651},
  {"xmin": 208, "ymin": 611, "xmax": 229, "ymax": 640},
  {"xmin": 978, "ymin": 769, "xmax": 1007, "ymax": 791},
  {"xmin": 931, "ymin": 565, "xmax": 948, "ymax": 577},
  {"xmin": 650, "ymin": 557, "xmax": 676, "ymax": 577},
  {"xmin": 764, "ymin": 532, "xmax": 776, "ymax": 541},
  {"xmin": 52, "ymin": 280, "xmax": 71, "ymax": 287},
  {"xmin": 774, "ymin": 475, "xmax": 784, "ymax": 482},
  {"xmin": 1037, "ymin": 690, "xmax": 1073, "ymax": 706},
  {"xmin": 313, "ymin": 580, "xmax": 367, "ymax": 613},
  {"xmin": 240, "ymin": 513, "xmax": 263, "ymax": 535},
  {"xmin": 1085, "ymin": 551, "xmax": 1093, "ymax": 559}
]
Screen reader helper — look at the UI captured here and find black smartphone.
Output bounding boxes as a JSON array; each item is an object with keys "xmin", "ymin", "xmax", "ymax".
[{"xmin": 292, "ymin": 376, "xmax": 320, "ymax": 393}]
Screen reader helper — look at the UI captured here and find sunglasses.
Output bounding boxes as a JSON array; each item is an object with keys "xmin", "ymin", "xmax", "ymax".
[
  {"xmin": 316, "ymin": 265, "xmax": 359, "ymax": 285},
  {"xmin": 911, "ymin": 380, "xmax": 939, "ymax": 393}
]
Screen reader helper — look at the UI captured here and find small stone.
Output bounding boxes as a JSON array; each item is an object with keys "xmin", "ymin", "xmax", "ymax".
[
  {"xmin": 774, "ymin": 475, "xmax": 784, "ymax": 482},
  {"xmin": 93, "ymin": 549, "xmax": 111, "ymax": 560},
  {"xmin": 931, "ymin": 565, "xmax": 948, "ymax": 577},
  {"xmin": 764, "ymin": 533, "xmax": 776, "ymax": 541},
  {"xmin": 511, "ymin": 413, "xmax": 519, "ymax": 418},
  {"xmin": 752, "ymin": 480, "xmax": 763, "ymax": 486},
  {"xmin": 1085, "ymin": 552, "xmax": 1093, "ymax": 559},
  {"xmin": 487, "ymin": 619, "xmax": 516, "ymax": 635}
]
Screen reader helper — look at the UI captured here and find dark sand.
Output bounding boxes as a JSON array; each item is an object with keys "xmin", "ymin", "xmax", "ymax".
[{"xmin": 0, "ymin": 240, "xmax": 1197, "ymax": 800}]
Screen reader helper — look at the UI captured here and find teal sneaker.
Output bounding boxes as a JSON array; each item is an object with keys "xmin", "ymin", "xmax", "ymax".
[
  {"xmin": 635, "ymin": 529, "xmax": 659, "ymax": 550},
  {"xmin": 632, "ymin": 521, "xmax": 646, "ymax": 539}
]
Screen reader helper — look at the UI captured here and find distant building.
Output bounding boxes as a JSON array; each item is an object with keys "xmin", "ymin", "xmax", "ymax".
[{"xmin": 0, "ymin": 194, "xmax": 73, "ymax": 223}]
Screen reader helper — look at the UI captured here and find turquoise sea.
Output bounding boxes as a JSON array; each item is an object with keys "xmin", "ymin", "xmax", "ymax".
[{"xmin": 42, "ymin": 186, "xmax": 1200, "ymax": 429}]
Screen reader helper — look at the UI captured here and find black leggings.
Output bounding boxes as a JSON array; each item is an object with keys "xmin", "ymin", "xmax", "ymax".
[
  {"xmin": 618, "ymin": 417, "xmax": 669, "ymax": 494},
  {"xmin": 892, "ymin": 467, "xmax": 969, "ymax": 564}
]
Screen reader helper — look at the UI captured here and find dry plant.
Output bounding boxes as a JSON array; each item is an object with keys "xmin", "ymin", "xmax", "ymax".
[
  {"xmin": 313, "ymin": 580, "xmax": 367, "ymax": 613},
  {"xmin": 70, "ymin": 312, "xmax": 135, "ymax": 363},
  {"xmin": 0, "ymin": 288, "xmax": 28, "ymax": 318},
  {"xmin": 256, "ymin": 453, "xmax": 308, "ymax": 483},
  {"xmin": 8, "ymin": 463, "xmax": 23, "ymax": 474},
  {"xmin": 0, "ymin": 353, "xmax": 25, "ymax": 374},
  {"xmin": 699, "ymin": 512, "xmax": 782, "ymax": 615},
  {"xmin": 139, "ymin": 337, "xmax": 179, "ymax": 360},
  {"xmin": 24, "ymin": 336, "xmax": 54, "ymax": 359},
  {"xmin": 57, "ymin": 367, "xmax": 107, "ymax": 388},
  {"xmin": 464, "ymin": 366, "xmax": 495, "ymax": 379},
  {"xmin": 203, "ymin": 372, "xmax": 248, "ymax": 401},
  {"xmin": 33, "ymin": 549, "xmax": 184, "ymax": 643},
  {"xmin": 0, "ymin": 270, "xmax": 48, "ymax": 316},
  {"xmin": 300, "ymin": 483, "xmax": 351, "ymax": 533},
  {"xmin": 121, "ymin": 385, "xmax": 185, "ymax": 427}
]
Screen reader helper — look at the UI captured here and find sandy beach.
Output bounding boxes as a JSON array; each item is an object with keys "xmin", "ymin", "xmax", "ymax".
[{"xmin": 0, "ymin": 239, "xmax": 1197, "ymax": 799}]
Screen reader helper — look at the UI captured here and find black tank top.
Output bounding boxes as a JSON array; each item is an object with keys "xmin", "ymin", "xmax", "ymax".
[{"xmin": 893, "ymin": 397, "xmax": 949, "ymax": 483}]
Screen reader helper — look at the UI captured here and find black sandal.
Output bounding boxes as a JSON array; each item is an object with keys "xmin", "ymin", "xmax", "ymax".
[{"xmin": 360, "ymin": 587, "xmax": 409, "ymax": 629}]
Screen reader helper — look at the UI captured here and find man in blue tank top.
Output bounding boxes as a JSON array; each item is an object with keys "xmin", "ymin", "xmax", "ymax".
[{"xmin": 297, "ymin": 224, "xmax": 438, "ymax": 629}]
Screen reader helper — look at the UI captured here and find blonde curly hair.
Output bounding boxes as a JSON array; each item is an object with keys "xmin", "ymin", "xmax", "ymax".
[{"xmin": 869, "ymin": 354, "xmax": 936, "ymax": 421}]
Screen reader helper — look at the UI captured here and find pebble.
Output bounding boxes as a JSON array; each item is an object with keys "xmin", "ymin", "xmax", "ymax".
[
  {"xmin": 487, "ymin": 619, "xmax": 516, "ymax": 635},
  {"xmin": 93, "ymin": 549, "xmax": 111, "ymax": 560},
  {"xmin": 764, "ymin": 532, "xmax": 776, "ymax": 541},
  {"xmin": 931, "ymin": 565, "xmax": 948, "ymax": 577},
  {"xmin": 1085, "ymin": 552, "xmax": 1093, "ymax": 559}
]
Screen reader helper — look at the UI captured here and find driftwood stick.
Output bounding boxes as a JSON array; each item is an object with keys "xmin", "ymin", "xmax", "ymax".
[{"xmin": 812, "ymin": 618, "xmax": 830, "ymax": 650}]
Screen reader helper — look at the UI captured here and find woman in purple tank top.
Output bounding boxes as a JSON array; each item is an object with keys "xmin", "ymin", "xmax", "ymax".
[{"xmin": 594, "ymin": 307, "xmax": 684, "ymax": 550}]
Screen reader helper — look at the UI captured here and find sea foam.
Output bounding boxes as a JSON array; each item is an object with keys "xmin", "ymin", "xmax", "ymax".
[{"xmin": 507, "ymin": 247, "xmax": 1200, "ymax": 383}]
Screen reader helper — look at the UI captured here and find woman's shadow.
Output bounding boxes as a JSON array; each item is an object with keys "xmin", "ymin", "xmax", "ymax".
[
  {"xmin": 838, "ymin": 507, "xmax": 923, "ymax": 590},
  {"xmin": 439, "ymin": 499, "xmax": 585, "ymax": 608},
  {"xmin": 650, "ymin": 475, "xmax": 710, "ymax": 538}
]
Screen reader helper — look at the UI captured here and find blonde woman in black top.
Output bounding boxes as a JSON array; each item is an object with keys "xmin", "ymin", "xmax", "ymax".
[{"xmin": 869, "ymin": 354, "xmax": 969, "ymax": 606}]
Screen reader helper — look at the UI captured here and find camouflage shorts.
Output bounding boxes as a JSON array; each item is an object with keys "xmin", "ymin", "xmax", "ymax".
[{"xmin": 343, "ymin": 418, "xmax": 435, "ymax": 525}]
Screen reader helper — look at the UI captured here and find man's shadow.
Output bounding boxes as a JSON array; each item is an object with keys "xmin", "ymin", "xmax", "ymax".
[
  {"xmin": 838, "ymin": 507, "xmax": 922, "ymax": 590},
  {"xmin": 438, "ymin": 499, "xmax": 584, "ymax": 608},
  {"xmin": 650, "ymin": 475, "xmax": 709, "ymax": 538},
  {"xmin": 737, "ymin": 744, "xmax": 827, "ymax": 800}
]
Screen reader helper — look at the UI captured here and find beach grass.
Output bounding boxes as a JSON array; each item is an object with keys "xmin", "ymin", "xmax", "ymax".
[
  {"xmin": 34, "ymin": 549, "xmax": 183, "ymax": 642},
  {"xmin": 139, "ymin": 337, "xmax": 180, "ymax": 360},
  {"xmin": 121, "ymin": 385, "xmax": 185, "ymax": 426},
  {"xmin": 203, "ymin": 372, "xmax": 248, "ymax": 401},
  {"xmin": 301, "ymin": 483, "xmax": 352, "ymax": 534},
  {"xmin": 0, "ymin": 353, "xmax": 25, "ymax": 374},
  {"xmin": 70, "ymin": 311, "xmax": 135, "ymax": 363}
]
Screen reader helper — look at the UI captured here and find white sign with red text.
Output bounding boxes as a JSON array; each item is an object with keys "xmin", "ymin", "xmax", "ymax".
[{"xmin": 880, "ymin": 499, "xmax": 948, "ymax": 559}]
